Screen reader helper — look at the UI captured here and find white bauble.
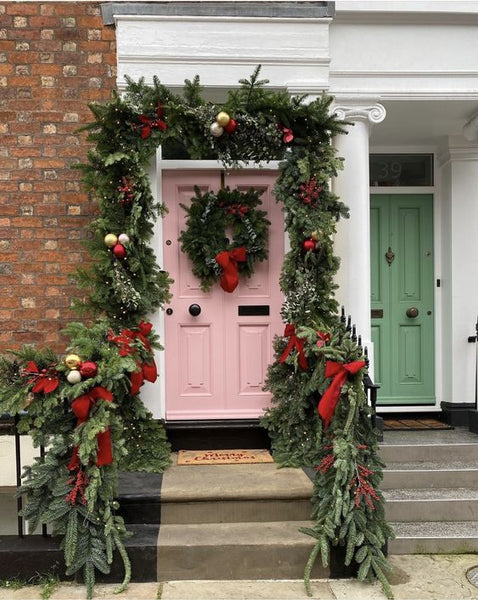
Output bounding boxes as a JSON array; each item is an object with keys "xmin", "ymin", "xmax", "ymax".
[
  {"xmin": 118, "ymin": 233, "xmax": 130, "ymax": 245},
  {"xmin": 67, "ymin": 370, "xmax": 82, "ymax": 384},
  {"xmin": 210, "ymin": 122, "xmax": 224, "ymax": 137}
]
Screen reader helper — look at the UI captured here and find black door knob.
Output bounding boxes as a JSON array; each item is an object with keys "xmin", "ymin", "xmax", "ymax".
[{"xmin": 189, "ymin": 304, "xmax": 201, "ymax": 317}]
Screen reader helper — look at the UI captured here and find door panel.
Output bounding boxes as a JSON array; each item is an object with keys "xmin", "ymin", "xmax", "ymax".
[
  {"xmin": 163, "ymin": 170, "xmax": 284, "ymax": 420},
  {"xmin": 371, "ymin": 194, "xmax": 435, "ymax": 405}
]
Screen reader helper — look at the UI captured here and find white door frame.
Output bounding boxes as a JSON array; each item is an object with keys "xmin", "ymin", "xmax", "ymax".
[{"xmin": 141, "ymin": 156, "xmax": 281, "ymax": 419}]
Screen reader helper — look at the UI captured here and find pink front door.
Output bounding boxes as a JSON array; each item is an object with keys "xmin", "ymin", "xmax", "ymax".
[{"xmin": 162, "ymin": 169, "xmax": 284, "ymax": 420}]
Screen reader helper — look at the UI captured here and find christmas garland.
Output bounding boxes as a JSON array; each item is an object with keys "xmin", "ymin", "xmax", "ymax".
[
  {"xmin": 0, "ymin": 67, "xmax": 394, "ymax": 599},
  {"xmin": 179, "ymin": 186, "xmax": 270, "ymax": 292},
  {"xmin": 0, "ymin": 320, "xmax": 169, "ymax": 598}
]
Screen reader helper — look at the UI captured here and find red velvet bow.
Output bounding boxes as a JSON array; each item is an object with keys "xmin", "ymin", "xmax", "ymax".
[
  {"xmin": 138, "ymin": 103, "xmax": 167, "ymax": 139},
  {"xmin": 215, "ymin": 247, "xmax": 247, "ymax": 293},
  {"xmin": 130, "ymin": 360, "xmax": 158, "ymax": 395},
  {"xmin": 318, "ymin": 360, "xmax": 366, "ymax": 428},
  {"xmin": 316, "ymin": 331, "xmax": 331, "ymax": 348},
  {"xmin": 108, "ymin": 321, "xmax": 153, "ymax": 356},
  {"xmin": 68, "ymin": 386, "xmax": 114, "ymax": 470},
  {"xmin": 277, "ymin": 124, "xmax": 294, "ymax": 144},
  {"xmin": 25, "ymin": 361, "xmax": 59, "ymax": 394},
  {"xmin": 136, "ymin": 321, "xmax": 153, "ymax": 352},
  {"xmin": 279, "ymin": 324, "xmax": 308, "ymax": 371}
]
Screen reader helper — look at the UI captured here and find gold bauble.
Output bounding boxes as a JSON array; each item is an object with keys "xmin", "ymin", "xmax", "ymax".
[
  {"xmin": 104, "ymin": 233, "xmax": 118, "ymax": 248},
  {"xmin": 216, "ymin": 111, "xmax": 231, "ymax": 127},
  {"xmin": 64, "ymin": 354, "xmax": 82, "ymax": 369},
  {"xmin": 311, "ymin": 231, "xmax": 319, "ymax": 241}
]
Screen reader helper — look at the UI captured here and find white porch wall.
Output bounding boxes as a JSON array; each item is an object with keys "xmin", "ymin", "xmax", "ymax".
[
  {"xmin": 439, "ymin": 142, "xmax": 478, "ymax": 406},
  {"xmin": 114, "ymin": 15, "xmax": 330, "ymax": 94},
  {"xmin": 330, "ymin": 6, "xmax": 478, "ymax": 101}
]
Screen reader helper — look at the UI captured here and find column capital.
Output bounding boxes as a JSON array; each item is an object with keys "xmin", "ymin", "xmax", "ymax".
[{"xmin": 333, "ymin": 103, "xmax": 386, "ymax": 125}]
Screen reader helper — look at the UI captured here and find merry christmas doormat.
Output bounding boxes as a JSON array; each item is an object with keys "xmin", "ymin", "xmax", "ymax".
[{"xmin": 177, "ymin": 449, "xmax": 274, "ymax": 465}]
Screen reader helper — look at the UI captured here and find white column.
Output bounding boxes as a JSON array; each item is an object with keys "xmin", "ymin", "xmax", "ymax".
[
  {"xmin": 332, "ymin": 103, "xmax": 386, "ymax": 373},
  {"xmin": 439, "ymin": 138, "xmax": 478, "ymax": 407}
]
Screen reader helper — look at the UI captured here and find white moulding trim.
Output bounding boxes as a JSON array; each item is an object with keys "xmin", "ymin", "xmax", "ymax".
[
  {"xmin": 331, "ymin": 70, "xmax": 478, "ymax": 78},
  {"xmin": 332, "ymin": 89, "xmax": 478, "ymax": 101},
  {"xmin": 159, "ymin": 159, "xmax": 282, "ymax": 170},
  {"xmin": 117, "ymin": 56, "xmax": 330, "ymax": 67},
  {"xmin": 370, "ymin": 186, "xmax": 435, "ymax": 195},
  {"xmin": 437, "ymin": 147, "xmax": 478, "ymax": 167},
  {"xmin": 114, "ymin": 15, "xmax": 332, "ymax": 24}
]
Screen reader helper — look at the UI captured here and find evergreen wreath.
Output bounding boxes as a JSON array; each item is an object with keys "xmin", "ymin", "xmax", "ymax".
[
  {"xmin": 0, "ymin": 67, "xmax": 394, "ymax": 599},
  {"xmin": 179, "ymin": 186, "xmax": 270, "ymax": 292}
]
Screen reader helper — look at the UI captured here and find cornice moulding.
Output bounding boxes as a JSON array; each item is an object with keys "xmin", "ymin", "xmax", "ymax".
[
  {"xmin": 113, "ymin": 14, "xmax": 332, "ymax": 25},
  {"xmin": 118, "ymin": 56, "xmax": 330, "ymax": 67}
]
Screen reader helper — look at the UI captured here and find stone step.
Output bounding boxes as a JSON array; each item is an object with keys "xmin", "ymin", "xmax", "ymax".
[
  {"xmin": 160, "ymin": 461, "xmax": 313, "ymax": 525},
  {"xmin": 0, "ymin": 524, "xmax": 159, "ymax": 582},
  {"xmin": 389, "ymin": 521, "xmax": 478, "ymax": 554},
  {"xmin": 157, "ymin": 520, "xmax": 355, "ymax": 581},
  {"xmin": 384, "ymin": 488, "xmax": 478, "ymax": 521},
  {"xmin": 117, "ymin": 472, "xmax": 162, "ymax": 525},
  {"xmin": 379, "ymin": 442, "xmax": 478, "ymax": 463},
  {"xmin": 382, "ymin": 462, "xmax": 478, "ymax": 489}
]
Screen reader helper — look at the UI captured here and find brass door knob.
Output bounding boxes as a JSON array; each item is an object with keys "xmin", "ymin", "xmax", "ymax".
[{"xmin": 406, "ymin": 307, "xmax": 419, "ymax": 318}]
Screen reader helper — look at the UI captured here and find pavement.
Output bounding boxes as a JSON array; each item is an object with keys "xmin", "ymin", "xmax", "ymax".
[{"xmin": 1, "ymin": 554, "xmax": 478, "ymax": 599}]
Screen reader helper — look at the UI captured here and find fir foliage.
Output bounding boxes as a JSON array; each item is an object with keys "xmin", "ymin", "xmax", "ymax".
[{"xmin": 0, "ymin": 66, "xmax": 394, "ymax": 598}]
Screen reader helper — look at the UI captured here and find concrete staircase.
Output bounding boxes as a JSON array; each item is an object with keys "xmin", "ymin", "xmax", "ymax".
[
  {"xmin": 156, "ymin": 460, "xmax": 352, "ymax": 581},
  {"xmin": 381, "ymin": 432, "xmax": 478, "ymax": 554}
]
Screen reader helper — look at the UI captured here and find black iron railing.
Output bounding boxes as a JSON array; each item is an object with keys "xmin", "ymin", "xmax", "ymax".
[{"xmin": 1, "ymin": 414, "xmax": 48, "ymax": 538}]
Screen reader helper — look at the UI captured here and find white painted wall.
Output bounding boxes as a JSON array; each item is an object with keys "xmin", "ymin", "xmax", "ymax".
[
  {"xmin": 438, "ymin": 142, "xmax": 478, "ymax": 406},
  {"xmin": 115, "ymin": 14, "xmax": 330, "ymax": 94}
]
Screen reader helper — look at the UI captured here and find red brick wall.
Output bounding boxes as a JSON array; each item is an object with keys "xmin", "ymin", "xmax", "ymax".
[{"xmin": 0, "ymin": 2, "xmax": 116, "ymax": 352}]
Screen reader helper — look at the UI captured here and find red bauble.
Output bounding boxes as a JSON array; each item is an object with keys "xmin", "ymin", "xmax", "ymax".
[
  {"xmin": 80, "ymin": 361, "xmax": 98, "ymax": 378},
  {"xmin": 302, "ymin": 239, "xmax": 316, "ymax": 252},
  {"xmin": 112, "ymin": 243, "xmax": 127, "ymax": 259},
  {"xmin": 224, "ymin": 118, "xmax": 237, "ymax": 134}
]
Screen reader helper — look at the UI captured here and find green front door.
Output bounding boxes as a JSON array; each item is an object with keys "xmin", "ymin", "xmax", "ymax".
[{"xmin": 370, "ymin": 194, "xmax": 435, "ymax": 405}]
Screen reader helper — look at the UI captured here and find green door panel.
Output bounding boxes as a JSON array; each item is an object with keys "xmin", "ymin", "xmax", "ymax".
[{"xmin": 370, "ymin": 194, "xmax": 435, "ymax": 405}]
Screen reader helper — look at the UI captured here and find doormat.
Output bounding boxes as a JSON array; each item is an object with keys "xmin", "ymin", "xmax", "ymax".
[
  {"xmin": 383, "ymin": 418, "xmax": 454, "ymax": 431},
  {"xmin": 177, "ymin": 449, "xmax": 274, "ymax": 465}
]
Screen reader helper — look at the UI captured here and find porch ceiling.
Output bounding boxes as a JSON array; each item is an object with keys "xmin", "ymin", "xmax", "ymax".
[{"xmin": 370, "ymin": 99, "xmax": 478, "ymax": 150}]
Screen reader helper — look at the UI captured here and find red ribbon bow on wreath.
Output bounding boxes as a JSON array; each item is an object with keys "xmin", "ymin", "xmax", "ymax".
[
  {"xmin": 318, "ymin": 360, "xmax": 366, "ymax": 428},
  {"xmin": 68, "ymin": 386, "xmax": 114, "ymax": 471},
  {"xmin": 279, "ymin": 324, "xmax": 308, "ymax": 371},
  {"xmin": 215, "ymin": 247, "xmax": 247, "ymax": 293},
  {"xmin": 138, "ymin": 102, "xmax": 167, "ymax": 139}
]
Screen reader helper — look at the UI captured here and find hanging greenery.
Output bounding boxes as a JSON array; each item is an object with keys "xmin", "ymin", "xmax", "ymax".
[
  {"xmin": 179, "ymin": 186, "xmax": 270, "ymax": 292},
  {"xmin": 0, "ymin": 66, "xmax": 393, "ymax": 599}
]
